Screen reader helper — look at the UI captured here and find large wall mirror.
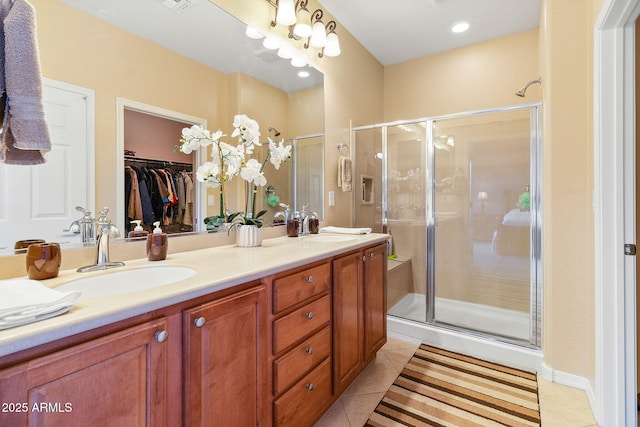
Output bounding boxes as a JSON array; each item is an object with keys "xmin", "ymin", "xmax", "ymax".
[{"xmin": 0, "ymin": 0, "xmax": 324, "ymax": 253}]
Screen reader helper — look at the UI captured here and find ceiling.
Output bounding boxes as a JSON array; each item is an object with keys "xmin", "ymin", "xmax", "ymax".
[
  {"xmin": 317, "ymin": 0, "xmax": 541, "ymax": 65},
  {"xmin": 55, "ymin": 0, "xmax": 540, "ymax": 90}
]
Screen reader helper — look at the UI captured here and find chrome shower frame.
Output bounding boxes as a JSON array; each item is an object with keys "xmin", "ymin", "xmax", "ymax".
[{"xmin": 351, "ymin": 102, "xmax": 543, "ymax": 349}]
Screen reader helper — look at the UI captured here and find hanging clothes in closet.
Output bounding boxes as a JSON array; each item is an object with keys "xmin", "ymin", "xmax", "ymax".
[{"xmin": 124, "ymin": 157, "xmax": 193, "ymax": 235}]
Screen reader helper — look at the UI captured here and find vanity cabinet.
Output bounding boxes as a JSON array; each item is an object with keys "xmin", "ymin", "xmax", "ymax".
[
  {"xmin": 270, "ymin": 261, "xmax": 333, "ymax": 427},
  {"xmin": 333, "ymin": 242, "xmax": 387, "ymax": 395},
  {"xmin": 0, "ymin": 236, "xmax": 389, "ymax": 426},
  {"xmin": 183, "ymin": 284, "xmax": 268, "ymax": 427},
  {"xmin": 0, "ymin": 316, "xmax": 178, "ymax": 426}
]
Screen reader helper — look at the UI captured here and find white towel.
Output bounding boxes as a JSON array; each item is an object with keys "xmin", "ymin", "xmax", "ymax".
[
  {"xmin": 320, "ymin": 226, "xmax": 372, "ymax": 235},
  {"xmin": 338, "ymin": 155, "xmax": 352, "ymax": 192},
  {"xmin": 0, "ymin": 279, "xmax": 80, "ymax": 329}
]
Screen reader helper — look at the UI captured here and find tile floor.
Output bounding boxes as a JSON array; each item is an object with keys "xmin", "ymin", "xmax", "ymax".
[{"xmin": 315, "ymin": 331, "xmax": 600, "ymax": 427}]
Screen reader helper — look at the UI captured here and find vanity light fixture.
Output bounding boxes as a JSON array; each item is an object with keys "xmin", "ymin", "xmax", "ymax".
[
  {"xmin": 245, "ymin": 26, "xmax": 265, "ymax": 39},
  {"xmin": 297, "ymin": 70, "xmax": 310, "ymax": 78},
  {"xmin": 321, "ymin": 21, "xmax": 340, "ymax": 57},
  {"xmin": 262, "ymin": 36, "xmax": 280, "ymax": 50},
  {"xmin": 275, "ymin": 0, "xmax": 296, "ymax": 26},
  {"xmin": 266, "ymin": 0, "xmax": 340, "ymax": 58},
  {"xmin": 292, "ymin": 0, "xmax": 312, "ymax": 38},
  {"xmin": 290, "ymin": 56, "xmax": 307, "ymax": 67},
  {"xmin": 309, "ymin": 10, "xmax": 327, "ymax": 48}
]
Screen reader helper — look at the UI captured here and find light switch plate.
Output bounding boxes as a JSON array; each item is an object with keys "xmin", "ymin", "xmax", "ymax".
[
  {"xmin": 328, "ymin": 191, "xmax": 335, "ymax": 206},
  {"xmin": 207, "ymin": 195, "xmax": 215, "ymax": 206}
]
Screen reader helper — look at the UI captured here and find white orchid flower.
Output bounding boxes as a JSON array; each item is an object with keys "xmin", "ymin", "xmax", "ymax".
[
  {"xmin": 241, "ymin": 158, "xmax": 267, "ymax": 186},
  {"xmin": 196, "ymin": 162, "xmax": 221, "ymax": 187},
  {"xmin": 268, "ymin": 138, "xmax": 292, "ymax": 170},
  {"xmin": 232, "ymin": 114, "xmax": 261, "ymax": 148}
]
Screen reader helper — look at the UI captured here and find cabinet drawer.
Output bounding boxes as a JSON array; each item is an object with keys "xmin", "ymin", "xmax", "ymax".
[
  {"xmin": 273, "ymin": 262, "xmax": 331, "ymax": 314},
  {"xmin": 273, "ymin": 326, "xmax": 331, "ymax": 395},
  {"xmin": 273, "ymin": 358, "xmax": 333, "ymax": 427},
  {"xmin": 273, "ymin": 295, "xmax": 330, "ymax": 354}
]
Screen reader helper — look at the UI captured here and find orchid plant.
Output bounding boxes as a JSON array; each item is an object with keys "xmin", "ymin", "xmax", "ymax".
[{"xmin": 178, "ymin": 114, "xmax": 291, "ymax": 229}]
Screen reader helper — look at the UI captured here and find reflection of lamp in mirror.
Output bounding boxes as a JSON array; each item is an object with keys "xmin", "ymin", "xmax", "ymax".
[{"xmin": 477, "ymin": 191, "xmax": 488, "ymax": 213}]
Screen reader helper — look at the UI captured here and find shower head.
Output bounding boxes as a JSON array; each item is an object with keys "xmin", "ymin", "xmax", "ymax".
[
  {"xmin": 268, "ymin": 127, "xmax": 281, "ymax": 137},
  {"xmin": 515, "ymin": 77, "xmax": 542, "ymax": 97}
]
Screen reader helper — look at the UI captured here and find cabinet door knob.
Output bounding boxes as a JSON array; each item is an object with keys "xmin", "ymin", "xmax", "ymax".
[
  {"xmin": 305, "ymin": 276, "xmax": 314, "ymax": 283},
  {"xmin": 194, "ymin": 317, "xmax": 206, "ymax": 328},
  {"xmin": 362, "ymin": 256, "xmax": 367, "ymax": 262},
  {"xmin": 305, "ymin": 383, "xmax": 315, "ymax": 391},
  {"xmin": 305, "ymin": 312, "xmax": 314, "ymax": 320},
  {"xmin": 369, "ymin": 252, "xmax": 375, "ymax": 258},
  {"xmin": 305, "ymin": 347, "xmax": 314, "ymax": 355},
  {"xmin": 155, "ymin": 330, "xmax": 169, "ymax": 343}
]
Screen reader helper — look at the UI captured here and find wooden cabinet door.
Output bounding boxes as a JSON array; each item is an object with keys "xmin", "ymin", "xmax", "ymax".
[
  {"xmin": 0, "ymin": 318, "xmax": 174, "ymax": 427},
  {"xmin": 184, "ymin": 284, "xmax": 267, "ymax": 427},
  {"xmin": 332, "ymin": 251, "xmax": 363, "ymax": 395},
  {"xmin": 363, "ymin": 243, "xmax": 388, "ymax": 363}
]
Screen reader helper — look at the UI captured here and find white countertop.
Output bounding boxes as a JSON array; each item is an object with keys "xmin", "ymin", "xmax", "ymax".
[{"xmin": 0, "ymin": 233, "xmax": 388, "ymax": 358}]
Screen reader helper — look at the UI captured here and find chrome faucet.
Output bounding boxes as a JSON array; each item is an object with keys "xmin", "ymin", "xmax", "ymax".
[
  {"xmin": 77, "ymin": 207, "xmax": 125, "ymax": 273},
  {"xmin": 300, "ymin": 204, "xmax": 310, "ymax": 236},
  {"xmin": 66, "ymin": 206, "xmax": 96, "ymax": 245},
  {"xmin": 274, "ymin": 203, "xmax": 291, "ymax": 225}
]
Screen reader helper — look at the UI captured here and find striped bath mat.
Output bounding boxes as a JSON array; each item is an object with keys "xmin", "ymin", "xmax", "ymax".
[{"xmin": 366, "ymin": 344, "xmax": 540, "ymax": 426}]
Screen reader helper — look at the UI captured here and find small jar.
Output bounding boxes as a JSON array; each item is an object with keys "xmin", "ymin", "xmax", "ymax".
[
  {"xmin": 308, "ymin": 217, "xmax": 320, "ymax": 234},
  {"xmin": 287, "ymin": 212, "xmax": 300, "ymax": 237}
]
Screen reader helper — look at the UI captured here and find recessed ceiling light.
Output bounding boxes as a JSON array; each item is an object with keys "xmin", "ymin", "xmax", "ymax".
[
  {"xmin": 298, "ymin": 71, "xmax": 310, "ymax": 78},
  {"xmin": 451, "ymin": 21, "xmax": 470, "ymax": 33}
]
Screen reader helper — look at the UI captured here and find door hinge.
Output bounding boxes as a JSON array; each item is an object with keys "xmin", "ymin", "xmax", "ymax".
[{"xmin": 624, "ymin": 244, "xmax": 636, "ymax": 256}]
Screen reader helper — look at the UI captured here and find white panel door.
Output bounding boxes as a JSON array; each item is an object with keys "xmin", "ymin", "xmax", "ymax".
[{"xmin": 0, "ymin": 80, "xmax": 94, "ymax": 251}]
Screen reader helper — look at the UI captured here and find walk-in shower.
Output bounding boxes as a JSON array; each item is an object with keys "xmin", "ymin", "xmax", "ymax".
[{"xmin": 352, "ymin": 104, "xmax": 542, "ymax": 356}]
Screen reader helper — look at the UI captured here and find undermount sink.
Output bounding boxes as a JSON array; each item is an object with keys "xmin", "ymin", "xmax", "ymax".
[
  {"xmin": 56, "ymin": 266, "xmax": 197, "ymax": 298},
  {"xmin": 308, "ymin": 234, "xmax": 357, "ymax": 243}
]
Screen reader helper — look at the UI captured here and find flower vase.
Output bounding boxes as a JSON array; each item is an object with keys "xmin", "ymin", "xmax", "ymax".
[{"xmin": 236, "ymin": 224, "xmax": 262, "ymax": 247}]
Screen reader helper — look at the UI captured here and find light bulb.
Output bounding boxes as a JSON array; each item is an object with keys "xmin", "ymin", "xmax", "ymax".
[
  {"xmin": 276, "ymin": 0, "xmax": 296, "ymax": 26},
  {"xmin": 277, "ymin": 45, "xmax": 293, "ymax": 59},
  {"xmin": 245, "ymin": 26, "xmax": 264, "ymax": 40},
  {"xmin": 291, "ymin": 56, "xmax": 307, "ymax": 67},
  {"xmin": 293, "ymin": 8, "xmax": 312, "ymax": 38},
  {"xmin": 262, "ymin": 37, "xmax": 280, "ymax": 50},
  {"xmin": 309, "ymin": 21, "xmax": 327, "ymax": 48},
  {"xmin": 323, "ymin": 32, "xmax": 340, "ymax": 57}
]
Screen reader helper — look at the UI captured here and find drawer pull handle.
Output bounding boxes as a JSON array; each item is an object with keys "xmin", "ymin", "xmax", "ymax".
[
  {"xmin": 305, "ymin": 312, "xmax": 314, "ymax": 320},
  {"xmin": 305, "ymin": 383, "xmax": 315, "ymax": 391},
  {"xmin": 194, "ymin": 317, "xmax": 206, "ymax": 328},
  {"xmin": 305, "ymin": 347, "xmax": 314, "ymax": 355},
  {"xmin": 305, "ymin": 276, "xmax": 314, "ymax": 283},
  {"xmin": 155, "ymin": 330, "xmax": 169, "ymax": 343}
]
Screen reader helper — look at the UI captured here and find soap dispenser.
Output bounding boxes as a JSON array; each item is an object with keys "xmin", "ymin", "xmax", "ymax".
[
  {"xmin": 128, "ymin": 220, "xmax": 148, "ymax": 239},
  {"xmin": 147, "ymin": 221, "xmax": 168, "ymax": 261},
  {"xmin": 287, "ymin": 211, "xmax": 300, "ymax": 237}
]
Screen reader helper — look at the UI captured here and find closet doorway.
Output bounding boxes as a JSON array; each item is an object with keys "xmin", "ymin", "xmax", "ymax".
[{"xmin": 115, "ymin": 98, "xmax": 207, "ymax": 236}]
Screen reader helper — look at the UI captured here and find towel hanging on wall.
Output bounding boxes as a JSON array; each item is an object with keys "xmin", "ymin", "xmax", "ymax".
[
  {"xmin": 0, "ymin": 0, "xmax": 51, "ymax": 165},
  {"xmin": 338, "ymin": 155, "xmax": 352, "ymax": 192}
]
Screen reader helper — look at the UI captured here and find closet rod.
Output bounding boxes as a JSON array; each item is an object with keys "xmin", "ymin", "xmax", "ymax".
[{"xmin": 124, "ymin": 156, "xmax": 193, "ymax": 169}]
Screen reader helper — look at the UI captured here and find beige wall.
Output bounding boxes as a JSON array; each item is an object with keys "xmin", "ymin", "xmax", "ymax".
[
  {"xmin": 384, "ymin": 30, "xmax": 540, "ymax": 121},
  {"xmin": 540, "ymin": 0, "xmax": 596, "ymax": 379}
]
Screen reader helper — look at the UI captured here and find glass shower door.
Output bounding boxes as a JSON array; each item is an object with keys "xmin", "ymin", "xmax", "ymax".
[{"xmin": 431, "ymin": 107, "xmax": 539, "ymax": 343}]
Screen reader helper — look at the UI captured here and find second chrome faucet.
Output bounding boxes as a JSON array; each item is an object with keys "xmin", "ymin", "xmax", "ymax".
[{"xmin": 77, "ymin": 207, "xmax": 125, "ymax": 273}]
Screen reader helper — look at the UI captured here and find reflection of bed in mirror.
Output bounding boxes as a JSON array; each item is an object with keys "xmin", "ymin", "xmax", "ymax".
[{"xmin": 492, "ymin": 209, "xmax": 530, "ymax": 257}]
